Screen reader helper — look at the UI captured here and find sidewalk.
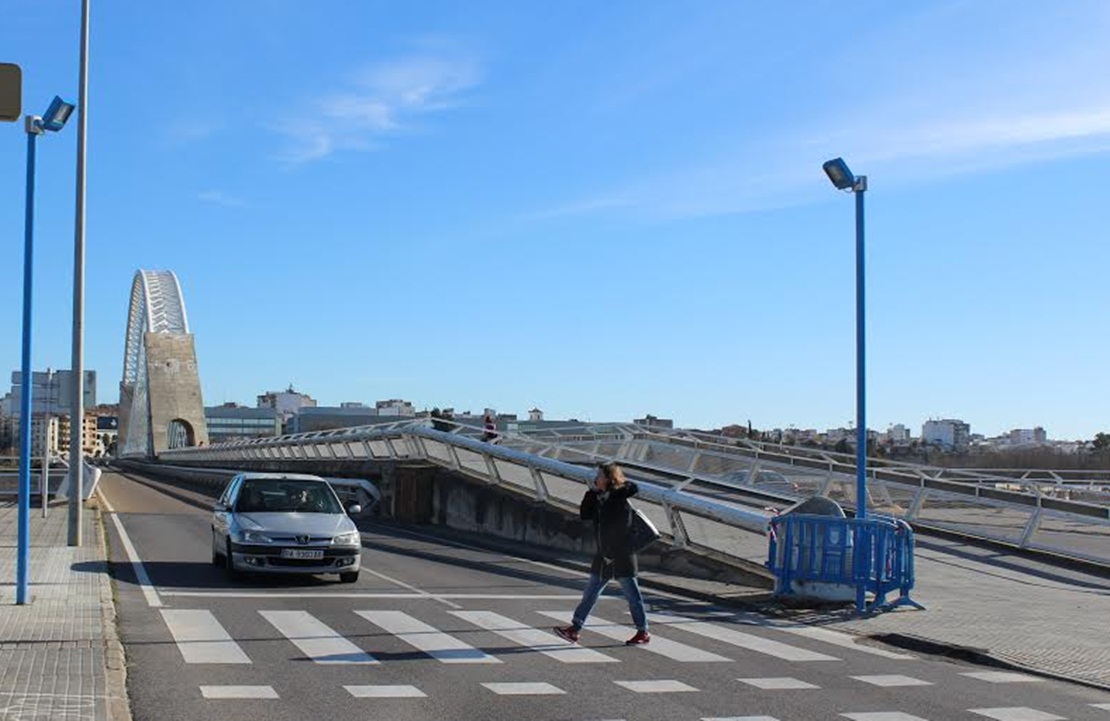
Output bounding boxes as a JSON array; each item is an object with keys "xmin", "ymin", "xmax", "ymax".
[
  {"xmin": 0, "ymin": 498, "xmax": 129, "ymax": 721},
  {"xmin": 762, "ymin": 533, "xmax": 1110, "ymax": 690}
]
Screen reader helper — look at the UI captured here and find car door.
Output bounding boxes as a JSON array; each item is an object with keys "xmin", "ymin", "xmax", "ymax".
[{"xmin": 212, "ymin": 475, "xmax": 241, "ymax": 541}]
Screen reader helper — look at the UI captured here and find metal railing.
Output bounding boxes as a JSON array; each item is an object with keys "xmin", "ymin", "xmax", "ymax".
[
  {"xmin": 158, "ymin": 420, "xmax": 773, "ymax": 569},
  {"xmin": 514, "ymin": 424, "xmax": 1110, "ymax": 568}
]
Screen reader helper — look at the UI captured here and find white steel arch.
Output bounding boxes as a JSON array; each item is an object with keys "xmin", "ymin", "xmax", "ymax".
[{"xmin": 122, "ymin": 270, "xmax": 190, "ymax": 388}]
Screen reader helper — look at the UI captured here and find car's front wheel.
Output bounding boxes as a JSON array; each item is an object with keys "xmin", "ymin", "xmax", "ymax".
[
  {"xmin": 339, "ymin": 571, "xmax": 359, "ymax": 584},
  {"xmin": 211, "ymin": 530, "xmax": 223, "ymax": 567}
]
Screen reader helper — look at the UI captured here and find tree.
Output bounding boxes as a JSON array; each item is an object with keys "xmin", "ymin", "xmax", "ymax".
[{"xmin": 1093, "ymin": 433, "xmax": 1110, "ymax": 452}]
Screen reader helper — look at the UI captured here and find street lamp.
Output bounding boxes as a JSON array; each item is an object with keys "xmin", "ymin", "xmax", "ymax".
[
  {"xmin": 822, "ymin": 156, "xmax": 869, "ymax": 611},
  {"xmin": 16, "ymin": 95, "xmax": 74, "ymax": 605}
]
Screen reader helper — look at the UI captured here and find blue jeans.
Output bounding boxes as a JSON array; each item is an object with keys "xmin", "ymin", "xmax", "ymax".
[{"xmin": 571, "ymin": 573, "xmax": 648, "ymax": 632}]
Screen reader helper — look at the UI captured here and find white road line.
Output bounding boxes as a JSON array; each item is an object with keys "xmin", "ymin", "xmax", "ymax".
[
  {"xmin": 482, "ymin": 682, "xmax": 565, "ymax": 696},
  {"xmin": 451, "ymin": 611, "xmax": 618, "ymax": 664},
  {"xmin": 161, "ymin": 610, "xmax": 251, "ymax": 664},
  {"xmin": 613, "ymin": 680, "xmax": 698, "ymax": 693},
  {"xmin": 536, "ymin": 611, "xmax": 730, "ymax": 662},
  {"xmin": 648, "ymin": 613, "xmax": 838, "ymax": 662},
  {"xmin": 108, "ymin": 512, "xmax": 161, "ymax": 608},
  {"xmin": 961, "ymin": 671, "xmax": 1043, "ymax": 683},
  {"xmin": 199, "ymin": 686, "xmax": 277, "ymax": 699},
  {"xmin": 841, "ymin": 714, "xmax": 930, "ymax": 721},
  {"xmin": 345, "ymin": 685, "xmax": 426, "ymax": 698},
  {"xmin": 97, "ymin": 488, "xmax": 115, "ymax": 513},
  {"xmin": 260, "ymin": 610, "xmax": 377, "ymax": 665},
  {"xmin": 703, "ymin": 717, "xmax": 781, "ymax": 721},
  {"xmin": 968, "ymin": 709, "xmax": 1065, "ymax": 721},
  {"xmin": 158, "ymin": 591, "xmax": 592, "ymax": 600},
  {"xmin": 851, "ymin": 675, "xmax": 933, "ymax": 687},
  {"xmin": 1092, "ymin": 703, "xmax": 1110, "ymax": 710},
  {"xmin": 737, "ymin": 677, "xmax": 819, "ymax": 690},
  {"xmin": 348, "ymin": 567, "xmax": 464, "ymax": 609},
  {"xmin": 356, "ymin": 610, "xmax": 501, "ymax": 664}
]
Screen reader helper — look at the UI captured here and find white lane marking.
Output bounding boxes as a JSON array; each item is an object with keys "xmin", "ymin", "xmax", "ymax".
[
  {"xmin": 648, "ymin": 613, "xmax": 838, "ymax": 661},
  {"xmin": 1093, "ymin": 703, "xmax": 1110, "ymax": 710},
  {"xmin": 108, "ymin": 511, "xmax": 162, "ymax": 608},
  {"xmin": 356, "ymin": 567, "xmax": 462, "ymax": 609},
  {"xmin": 841, "ymin": 714, "xmax": 931, "ymax": 721},
  {"xmin": 345, "ymin": 685, "xmax": 426, "ymax": 698},
  {"xmin": 451, "ymin": 611, "xmax": 617, "ymax": 664},
  {"xmin": 482, "ymin": 682, "xmax": 565, "ymax": 696},
  {"xmin": 158, "ymin": 591, "xmax": 593, "ymax": 600},
  {"xmin": 536, "ymin": 611, "xmax": 729, "ymax": 662},
  {"xmin": 356, "ymin": 610, "xmax": 501, "ymax": 664},
  {"xmin": 851, "ymin": 675, "xmax": 933, "ymax": 687},
  {"xmin": 199, "ymin": 686, "xmax": 277, "ymax": 699},
  {"xmin": 260, "ymin": 610, "xmax": 377, "ymax": 665},
  {"xmin": 97, "ymin": 488, "xmax": 116, "ymax": 513},
  {"xmin": 614, "ymin": 680, "xmax": 698, "ymax": 693},
  {"xmin": 737, "ymin": 677, "xmax": 819, "ymax": 690},
  {"xmin": 704, "ymin": 718, "xmax": 781, "ymax": 721},
  {"xmin": 161, "ymin": 610, "xmax": 251, "ymax": 664},
  {"xmin": 962, "ymin": 671, "xmax": 1043, "ymax": 684},
  {"xmin": 768, "ymin": 623, "xmax": 915, "ymax": 660},
  {"xmin": 968, "ymin": 710, "xmax": 1065, "ymax": 721}
]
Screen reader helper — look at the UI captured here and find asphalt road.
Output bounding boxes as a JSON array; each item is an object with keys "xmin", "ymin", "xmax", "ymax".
[{"xmin": 99, "ymin": 470, "xmax": 1110, "ymax": 721}]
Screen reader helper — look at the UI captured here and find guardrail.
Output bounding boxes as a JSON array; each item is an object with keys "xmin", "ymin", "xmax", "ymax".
[
  {"xmin": 158, "ymin": 421, "xmax": 773, "ymax": 569},
  {"xmin": 506, "ymin": 424, "xmax": 1110, "ymax": 569}
]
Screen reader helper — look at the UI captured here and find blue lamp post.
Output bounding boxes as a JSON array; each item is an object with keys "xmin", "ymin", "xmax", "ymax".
[
  {"xmin": 16, "ymin": 95, "xmax": 75, "ymax": 605},
  {"xmin": 823, "ymin": 157, "xmax": 869, "ymax": 611}
]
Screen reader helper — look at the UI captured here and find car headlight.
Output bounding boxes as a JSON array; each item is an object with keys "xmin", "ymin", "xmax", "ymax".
[
  {"xmin": 241, "ymin": 530, "xmax": 274, "ymax": 544},
  {"xmin": 332, "ymin": 531, "xmax": 361, "ymax": 546}
]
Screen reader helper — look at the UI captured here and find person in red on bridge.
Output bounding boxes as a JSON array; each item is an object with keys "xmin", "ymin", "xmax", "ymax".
[{"xmin": 482, "ymin": 414, "xmax": 497, "ymax": 443}]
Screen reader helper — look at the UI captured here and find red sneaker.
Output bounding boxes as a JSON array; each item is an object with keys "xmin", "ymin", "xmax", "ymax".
[
  {"xmin": 554, "ymin": 625, "xmax": 580, "ymax": 643},
  {"xmin": 625, "ymin": 630, "xmax": 651, "ymax": 646}
]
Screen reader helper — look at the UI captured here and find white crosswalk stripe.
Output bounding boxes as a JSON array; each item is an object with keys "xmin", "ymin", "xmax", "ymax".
[
  {"xmin": 536, "ymin": 611, "xmax": 730, "ymax": 662},
  {"xmin": 969, "ymin": 710, "xmax": 1065, "ymax": 721},
  {"xmin": 451, "ymin": 610, "xmax": 618, "ymax": 663},
  {"xmin": 199, "ymin": 685, "xmax": 278, "ymax": 699},
  {"xmin": 161, "ymin": 609, "xmax": 251, "ymax": 664},
  {"xmin": 842, "ymin": 714, "xmax": 930, "ymax": 721},
  {"xmin": 648, "ymin": 613, "xmax": 838, "ymax": 661},
  {"xmin": 482, "ymin": 682, "xmax": 565, "ymax": 695},
  {"xmin": 356, "ymin": 610, "xmax": 501, "ymax": 664},
  {"xmin": 345, "ymin": 685, "xmax": 426, "ymax": 698},
  {"xmin": 261, "ymin": 610, "xmax": 377, "ymax": 665}
]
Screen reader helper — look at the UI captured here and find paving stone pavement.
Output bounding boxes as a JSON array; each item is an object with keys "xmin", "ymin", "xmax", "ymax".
[{"xmin": 0, "ymin": 498, "xmax": 129, "ymax": 721}]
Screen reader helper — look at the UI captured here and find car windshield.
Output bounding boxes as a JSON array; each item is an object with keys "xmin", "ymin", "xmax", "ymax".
[{"xmin": 235, "ymin": 480, "xmax": 341, "ymax": 514}]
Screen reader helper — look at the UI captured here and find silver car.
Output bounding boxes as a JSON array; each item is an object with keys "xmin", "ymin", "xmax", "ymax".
[{"xmin": 211, "ymin": 472, "xmax": 362, "ymax": 583}]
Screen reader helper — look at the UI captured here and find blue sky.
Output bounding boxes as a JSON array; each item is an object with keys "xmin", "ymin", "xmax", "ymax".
[{"xmin": 2, "ymin": 1, "xmax": 1109, "ymax": 440}]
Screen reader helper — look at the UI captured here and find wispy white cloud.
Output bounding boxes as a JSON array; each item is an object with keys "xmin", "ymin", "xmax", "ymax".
[
  {"xmin": 276, "ymin": 53, "xmax": 481, "ymax": 163},
  {"xmin": 198, "ymin": 190, "xmax": 246, "ymax": 207},
  {"xmin": 531, "ymin": 3, "xmax": 1110, "ymax": 221}
]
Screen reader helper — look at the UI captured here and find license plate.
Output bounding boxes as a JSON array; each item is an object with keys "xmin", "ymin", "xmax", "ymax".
[{"xmin": 280, "ymin": 549, "xmax": 324, "ymax": 560}]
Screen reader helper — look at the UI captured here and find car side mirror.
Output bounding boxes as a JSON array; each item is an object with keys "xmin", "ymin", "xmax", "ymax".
[
  {"xmin": 347, "ymin": 504, "xmax": 362, "ymax": 516},
  {"xmin": 213, "ymin": 502, "xmax": 227, "ymax": 512}
]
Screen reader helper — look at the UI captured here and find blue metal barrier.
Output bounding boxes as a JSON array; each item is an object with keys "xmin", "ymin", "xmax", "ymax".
[{"xmin": 768, "ymin": 513, "xmax": 923, "ymax": 612}]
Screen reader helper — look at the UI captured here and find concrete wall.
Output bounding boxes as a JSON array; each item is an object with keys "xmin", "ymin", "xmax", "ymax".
[{"xmin": 144, "ymin": 333, "xmax": 209, "ymax": 454}]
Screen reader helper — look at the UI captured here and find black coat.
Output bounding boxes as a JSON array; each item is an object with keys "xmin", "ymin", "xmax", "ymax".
[{"xmin": 580, "ymin": 481, "xmax": 639, "ymax": 578}]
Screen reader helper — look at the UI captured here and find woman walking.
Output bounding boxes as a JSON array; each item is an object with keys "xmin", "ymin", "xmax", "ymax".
[{"xmin": 554, "ymin": 461, "xmax": 650, "ymax": 645}]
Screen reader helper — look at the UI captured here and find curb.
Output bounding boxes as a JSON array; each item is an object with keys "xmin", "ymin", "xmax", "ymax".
[
  {"xmin": 869, "ymin": 631, "xmax": 1110, "ymax": 693},
  {"xmin": 92, "ymin": 498, "xmax": 134, "ymax": 721}
]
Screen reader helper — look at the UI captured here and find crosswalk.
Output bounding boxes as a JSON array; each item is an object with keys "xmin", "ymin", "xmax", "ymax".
[
  {"xmin": 159, "ymin": 606, "xmax": 856, "ymax": 667},
  {"xmin": 155, "ymin": 605, "xmax": 1100, "ymax": 721}
]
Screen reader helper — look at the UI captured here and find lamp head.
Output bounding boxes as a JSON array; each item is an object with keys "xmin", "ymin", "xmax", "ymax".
[
  {"xmin": 822, "ymin": 157, "xmax": 856, "ymax": 191},
  {"xmin": 40, "ymin": 95, "xmax": 74, "ymax": 132}
]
